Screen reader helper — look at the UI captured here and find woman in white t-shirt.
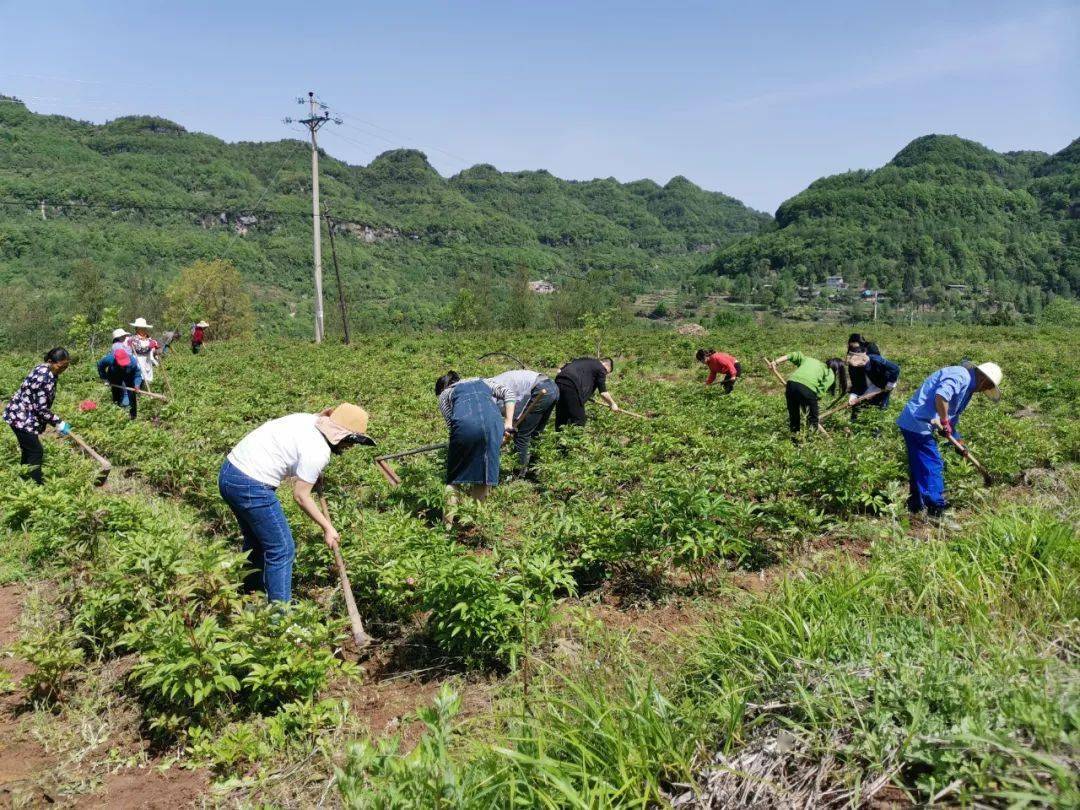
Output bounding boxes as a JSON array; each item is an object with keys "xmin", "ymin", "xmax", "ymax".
[{"xmin": 218, "ymin": 403, "xmax": 376, "ymax": 602}]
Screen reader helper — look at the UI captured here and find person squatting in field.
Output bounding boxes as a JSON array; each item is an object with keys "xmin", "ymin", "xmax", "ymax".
[
  {"xmin": 696, "ymin": 348, "xmax": 741, "ymax": 393},
  {"xmin": 846, "ymin": 349, "xmax": 900, "ymax": 421},
  {"xmin": 436, "ymin": 371, "xmax": 517, "ymax": 522},
  {"xmin": 483, "ymin": 367, "xmax": 559, "ymax": 477},
  {"xmin": 3, "ymin": 348, "xmax": 72, "ymax": 485},
  {"xmin": 98, "ymin": 330, "xmax": 143, "ymax": 420},
  {"xmin": 554, "ymin": 357, "xmax": 620, "ymax": 429},
  {"xmin": 896, "ymin": 361, "xmax": 1002, "ymax": 519},
  {"xmin": 768, "ymin": 352, "xmax": 846, "ymax": 435},
  {"xmin": 124, "ymin": 318, "xmax": 159, "ymax": 389},
  {"xmin": 218, "ymin": 404, "xmax": 376, "ymax": 602}
]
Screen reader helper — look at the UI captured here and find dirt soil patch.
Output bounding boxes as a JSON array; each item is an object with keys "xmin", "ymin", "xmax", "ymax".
[
  {"xmin": 0, "ymin": 583, "xmax": 52, "ymax": 806},
  {"xmin": 73, "ymin": 767, "xmax": 209, "ymax": 809}
]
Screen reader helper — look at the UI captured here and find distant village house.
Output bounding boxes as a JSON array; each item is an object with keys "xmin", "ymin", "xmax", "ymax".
[{"xmin": 528, "ymin": 280, "xmax": 556, "ymax": 294}]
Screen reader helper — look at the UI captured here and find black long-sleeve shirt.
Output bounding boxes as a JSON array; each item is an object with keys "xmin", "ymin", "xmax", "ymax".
[{"xmin": 555, "ymin": 358, "xmax": 608, "ymax": 402}]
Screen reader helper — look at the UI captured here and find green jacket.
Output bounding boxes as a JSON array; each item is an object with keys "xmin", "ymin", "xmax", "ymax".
[{"xmin": 787, "ymin": 352, "xmax": 834, "ymax": 399}]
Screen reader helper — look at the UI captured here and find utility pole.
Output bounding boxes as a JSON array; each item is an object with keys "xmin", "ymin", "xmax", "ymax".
[
  {"xmin": 286, "ymin": 92, "xmax": 340, "ymax": 343},
  {"xmin": 324, "ymin": 210, "xmax": 351, "ymax": 345}
]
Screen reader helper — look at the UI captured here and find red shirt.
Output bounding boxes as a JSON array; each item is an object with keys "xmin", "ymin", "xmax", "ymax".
[{"xmin": 705, "ymin": 352, "xmax": 738, "ymax": 385}]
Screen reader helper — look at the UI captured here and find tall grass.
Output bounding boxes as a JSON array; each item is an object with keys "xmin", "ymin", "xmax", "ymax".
[{"xmin": 337, "ymin": 505, "xmax": 1079, "ymax": 807}]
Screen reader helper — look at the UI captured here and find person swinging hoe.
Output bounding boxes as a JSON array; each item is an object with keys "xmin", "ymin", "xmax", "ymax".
[
  {"xmin": 218, "ymin": 404, "xmax": 377, "ymax": 603},
  {"xmin": 895, "ymin": 361, "xmax": 1002, "ymax": 524}
]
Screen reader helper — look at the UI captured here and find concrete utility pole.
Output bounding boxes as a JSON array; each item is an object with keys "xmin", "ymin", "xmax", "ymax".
[{"xmin": 287, "ymin": 92, "xmax": 339, "ymax": 342}]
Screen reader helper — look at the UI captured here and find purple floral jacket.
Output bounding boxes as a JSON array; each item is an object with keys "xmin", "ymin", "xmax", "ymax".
[{"xmin": 3, "ymin": 364, "xmax": 61, "ymax": 434}]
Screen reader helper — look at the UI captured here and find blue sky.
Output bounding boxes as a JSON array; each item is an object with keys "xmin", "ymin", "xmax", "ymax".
[{"xmin": 1, "ymin": 0, "xmax": 1076, "ymax": 212}]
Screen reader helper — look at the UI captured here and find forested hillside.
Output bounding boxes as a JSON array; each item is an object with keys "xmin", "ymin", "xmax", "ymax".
[
  {"xmin": 0, "ymin": 97, "xmax": 767, "ymax": 345},
  {"xmin": 705, "ymin": 134, "xmax": 1079, "ymax": 318},
  {"xmin": 2, "ymin": 97, "xmax": 1075, "ymax": 344}
]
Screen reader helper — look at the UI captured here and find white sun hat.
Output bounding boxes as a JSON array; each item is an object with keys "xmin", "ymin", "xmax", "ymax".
[
  {"xmin": 976, "ymin": 362, "xmax": 1002, "ymax": 400},
  {"xmin": 129, "ymin": 317, "xmax": 153, "ymax": 329},
  {"xmin": 111, "ymin": 328, "xmax": 130, "ymax": 340},
  {"xmin": 196, "ymin": 321, "xmax": 209, "ymax": 328}
]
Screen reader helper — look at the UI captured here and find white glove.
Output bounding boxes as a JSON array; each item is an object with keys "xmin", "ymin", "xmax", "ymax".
[
  {"xmin": 57, "ymin": 421, "xmax": 71, "ymax": 436},
  {"xmin": 848, "ymin": 394, "xmax": 858, "ymax": 405},
  {"xmin": 885, "ymin": 382, "xmax": 896, "ymax": 390}
]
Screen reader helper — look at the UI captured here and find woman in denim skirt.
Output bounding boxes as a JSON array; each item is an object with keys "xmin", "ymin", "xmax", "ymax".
[{"xmin": 435, "ymin": 371, "xmax": 517, "ymax": 523}]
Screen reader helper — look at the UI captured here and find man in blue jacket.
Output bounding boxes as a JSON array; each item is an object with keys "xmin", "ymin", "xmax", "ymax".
[
  {"xmin": 97, "ymin": 344, "xmax": 144, "ymax": 420},
  {"xmin": 895, "ymin": 361, "xmax": 1002, "ymax": 518}
]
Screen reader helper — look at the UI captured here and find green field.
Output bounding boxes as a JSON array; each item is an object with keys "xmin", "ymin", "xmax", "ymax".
[{"xmin": 1, "ymin": 323, "xmax": 1077, "ymax": 807}]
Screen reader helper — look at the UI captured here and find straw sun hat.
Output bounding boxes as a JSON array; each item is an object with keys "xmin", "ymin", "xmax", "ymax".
[
  {"xmin": 316, "ymin": 403, "xmax": 376, "ymax": 446},
  {"xmin": 129, "ymin": 317, "xmax": 153, "ymax": 329}
]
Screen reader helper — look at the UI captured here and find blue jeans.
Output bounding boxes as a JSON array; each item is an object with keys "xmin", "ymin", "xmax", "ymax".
[
  {"xmin": 900, "ymin": 429, "xmax": 948, "ymax": 515},
  {"xmin": 218, "ymin": 459, "xmax": 295, "ymax": 602},
  {"xmin": 512, "ymin": 376, "xmax": 559, "ymax": 469}
]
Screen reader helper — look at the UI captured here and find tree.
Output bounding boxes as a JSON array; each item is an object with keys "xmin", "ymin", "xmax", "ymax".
[
  {"xmin": 500, "ymin": 265, "xmax": 535, "ymax": 329},
  {"xmin": 164, "ymin": 259, "xmax": 254, "ymax": 340},
  {"xmin": 774, "ymin": 270, "xmax": 797, "ymax": 310},
  {"xmin": 71, "ymin": 259, "xmax": 107, "ymax": 323},
  {"xmin": 732, "ymin": 275, "xmax": 753, "ymax": 303}
]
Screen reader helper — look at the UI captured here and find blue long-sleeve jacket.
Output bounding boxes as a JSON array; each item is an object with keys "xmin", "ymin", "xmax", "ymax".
[
  {"xmin": 896, "ymin": 366, "xmax": 975, "ymax": 436},
  {"xmin": 97, "ymin": 347, "xmax": 144, "ymax": 405}
]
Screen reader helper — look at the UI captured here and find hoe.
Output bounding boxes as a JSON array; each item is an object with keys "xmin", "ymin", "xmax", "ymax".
[
  {"xmin": 2, "ymin": 396, "xmax": 111, "ymax": 486},
  {"xmin": 941, "ymin": 432, "xmax": 994, "ymax": 487},
  {"xmin": 820, "ymin": 388, "xmax": 888, "ymax": 422},
  {"xmin": 65, "ymin": 430, "xmax": 112, "ymax": 486},
  {"xmin": 110, "ymin": 384, "xmax": 169, "ymax": 402},
  {"xmin": 317, "ymin": 494, "xmax": 374, "ymax": 649}
]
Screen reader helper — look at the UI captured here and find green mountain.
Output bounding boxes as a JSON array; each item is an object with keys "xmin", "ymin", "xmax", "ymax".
[
  {"xmin": 0, "ymin": 97, "xmax": 768, "ymax": 344},
  {"xmin": 705, "ymin": 134, "xmax": 1079, "ymax": 315}
]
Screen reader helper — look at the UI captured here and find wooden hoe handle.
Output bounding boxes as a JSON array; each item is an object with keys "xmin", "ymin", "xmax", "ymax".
[
  {"xmin": 318, "ymin": 495, "xmax": 373, "ymax": 649},
  {"xmin": 110, "ymin": 384, "xmax": 168, "ymax": 401},
  {"xmin": 65, "ymin": 430, "xmax": 111, "ymax": 485},
  {"xmin": 763, "ymin": 357, "xmax": 786, "ymax": 387},
  {"xmin": 943, "ymin": 434, "xmax": 993, "ymax": 486}
]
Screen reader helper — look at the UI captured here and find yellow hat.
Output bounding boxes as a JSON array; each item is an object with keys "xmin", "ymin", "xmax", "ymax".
[{"xmin": 316, "ymin": 403, "xmax": 376, "ymax": 446}]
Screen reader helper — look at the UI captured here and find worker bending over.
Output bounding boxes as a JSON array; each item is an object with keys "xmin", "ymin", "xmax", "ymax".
[
  {"xmin": 896, "ymin": 362, "xmax": 1001, "ymax": 520},
  {"xmin": 696, "ymin": 348, "xmax": 741, "ymax": 393},
  {"xmin": 436, "ymin": 372, "xmax": 517, "ymax": 521},
  {"xmin": 98, "ymin": 335, "xmax": 143, "ymax": 420},
  {"xmin": 484, "ymin": 367, "xmax": 559, "ymax": 477},
  {"xmin": 218, "ymin": 404, "xmax": 376, "ymax": 602},
  {"xmin": 767, "ymin": 353, "xmax": 845, "ymax": 436},
  {"xmin": 3, "ymin": 348, "xmax": 72, "ymax": 485},
  {"xmin": 846, "ymin": 350, "xmax": 900, "ymax": 421},
  {"xmin": 555, "ymin": 357, "xmax": 619, "ymax": 429}
]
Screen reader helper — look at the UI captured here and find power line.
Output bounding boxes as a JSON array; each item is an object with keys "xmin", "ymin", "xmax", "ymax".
[{"xmin": 319, "ymin": 99, "xmax": 475, "ymax": 168}]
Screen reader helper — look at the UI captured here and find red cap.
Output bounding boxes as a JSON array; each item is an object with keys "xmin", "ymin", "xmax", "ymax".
[{"xmin": 114, "ymin": 348, "xmax": 132, "ymax": 367}]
